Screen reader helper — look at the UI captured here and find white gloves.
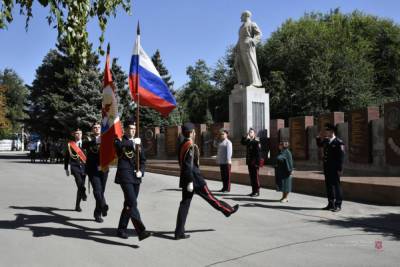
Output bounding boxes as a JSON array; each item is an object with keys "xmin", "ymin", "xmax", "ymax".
[
  {"xmin": 133, "ymin": 138, "xmax": 141, "ymax": 145},
  {"xmin": 187, "ymin": 182, "xmax": 194, "ymax": 192},
  {"xmin": 65, "ymin": 170, "xmax": 70, "ymax": 176},
  {"xmin": 136, "ymin": 170, "xmax": 143, "ymax": 178}
]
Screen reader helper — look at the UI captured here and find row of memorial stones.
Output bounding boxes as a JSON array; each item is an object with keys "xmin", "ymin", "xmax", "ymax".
[{"xmin": 140, "ymin": 101, "xmax": 400, "ymax": 173}]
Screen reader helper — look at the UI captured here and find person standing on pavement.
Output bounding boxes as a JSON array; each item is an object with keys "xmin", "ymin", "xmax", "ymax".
[
  {"xmin": 216, "ymin": 128, "xmax": 233, "ymax": 192},
  {"xmin": 241, "ymin": 128, "xmax": 261, "ymax": 197},
  {"xmin": 83, "ymin": 122, "xmax": 109, "ymax": 223},
  {"xmin": 274, "ymin": 141, "xmax": 293, "ymax": 203},
  {"xmin": 316, "ymin": 123, "xmax": 345, "ymax": 212},
  {"xmin": 64, "ymin": 128, "xmax": 87, "ymax": 212},
  {"xmin": 174, "ymin": 123, "xmax": 239, "ymax": 240},
  {"xmin": 114, "ymin": 120, "xmax": 151, "ymax": 241}
]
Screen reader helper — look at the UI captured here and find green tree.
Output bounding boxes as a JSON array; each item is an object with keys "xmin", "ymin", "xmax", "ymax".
[
  {"xmin": 180, "ymin": 60, "xmax": 215, "ymax": 123},
  {"xmin": 0, "ymin": 68, "xmax": 29, "ymax": 133},
  {"xmin": 27, "ymin": 43, "xmax": 102, "ymax": 138},
  {"xmin": 209, "ymin": 47, "xmax": 237, "ymax": 122},
  {"xmin": 0, "ymin": 85, "xmax": 11, "ymax": 138},
  {"xmin": 258, "ymin": 9, "xmax": 400, "ymax": 119},
  {"xmin": 151, "ymin": 49, "xmax": 174, "ymax": 90},
  {"xmin": 0, "ymin": 0, "xmax": 132, "ymax": 68}
]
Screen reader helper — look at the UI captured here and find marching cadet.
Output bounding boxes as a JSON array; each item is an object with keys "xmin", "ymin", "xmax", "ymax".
[
  {"xmin": 64, "ymin": 128, "xmax": 87, "ymax": 212},
  {"xmin": 316, "ymin": 123, "xmax": 345, "ymax": 212},
  {"xmin": 83, "ymin": 122, "xmax": 109, "ymax": 223},
  {"xmin": 174, "ymin": 123, "xmax": 239, "ymax": 240},
  {"xmin": 114, "ymin": 120, "xmax": 151, "ymax": 241},
  {"xmin": 241, "ymin": 128, "xmax": 261, "ymax": 197}
]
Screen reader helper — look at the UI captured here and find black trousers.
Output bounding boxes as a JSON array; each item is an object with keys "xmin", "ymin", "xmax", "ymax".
[
  {"xmin": 118, "ymin": 183, "xmax": 146, "ymax": 234},
  {"xmin": 219, "ymin": 164, "xmax": 231, "ymax": 191},
  {"xmin": 89, "ymin": 171, "xmax": 108, "ymax": 217},
  {"xmin": 324, "ymin": 170, "xmax": 343, "ymax": 207},
  {"xmin": 248, "ymin": 164, "xmax": 260, "ymax": 193},
  {"xmin": 72, "ymin": 172, "xmax": 86, "ymax": 208},
  {"xmin": 175, "ymin": 184, "xmax": 235, "ymax": 236}
]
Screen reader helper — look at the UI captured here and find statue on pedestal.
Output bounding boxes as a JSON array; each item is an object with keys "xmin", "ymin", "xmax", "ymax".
[{"xmin": 234, "ymin": 10, "xmax": 262, "ymax": 87}]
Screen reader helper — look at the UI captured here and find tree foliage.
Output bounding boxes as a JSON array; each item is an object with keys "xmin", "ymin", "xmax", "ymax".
[
  {"xmin": 179, "ymin": 60, "xmax": 216, "ymax": 124},
  {"xmin": 0, "ymin": 68, "xmax": 29, "ymax": 132},
  {"xmin": 0, "ymin": 0, "xmax": 132, "ymax": 69},
  {"xmin": 0, "ymin": 85, "xmax": 10, "ymax": 137},
  {"xmin": 27, "ymin": 43, "xmax": 102, "ymax": 138},
  {"xmin": 259, "ymin": 9, "xmax": 400, "ymax": 118}
]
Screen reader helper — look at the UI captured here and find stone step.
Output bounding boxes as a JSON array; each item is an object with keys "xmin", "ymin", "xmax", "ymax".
[{"xmin": 147, "ymin": 160, "xmax": 400, "ymax": 205}]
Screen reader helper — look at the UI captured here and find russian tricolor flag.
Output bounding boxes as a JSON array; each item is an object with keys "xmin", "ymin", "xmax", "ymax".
[{"xmin": 129, "ymin": 26, "xmax": 176, "ymax": 117}]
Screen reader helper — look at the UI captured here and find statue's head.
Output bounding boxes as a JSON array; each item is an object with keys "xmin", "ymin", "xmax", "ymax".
[{"xmin": 241, "ymin": 10, "xmax": 252, "ymax": 22}]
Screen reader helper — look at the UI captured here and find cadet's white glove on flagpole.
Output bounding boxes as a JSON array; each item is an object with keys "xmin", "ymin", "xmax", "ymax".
[
  {"xmin": 136, "ymin": 171, "xmax": 142, "ymax": 178},
  {"xmin": 187, "ymin": 182, "xmax": 194, "ymax": 192},
  {"xmin": 133, "ymin": 138, "xmax": 141, "ymax": 145}
]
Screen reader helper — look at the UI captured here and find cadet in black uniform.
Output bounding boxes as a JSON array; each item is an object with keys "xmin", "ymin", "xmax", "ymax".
[
  {"xmin": 64, "ymin": 128, "xmax": 87, "ymax": 212},
  {"xmin": 241, "ymin": 128, "xmax": 261, "ymax": 197},
  {"xmin": 316, "ymin": 123, "xmax": 345, "ymax": 212},
  {"xmin": 114, "ymin": 120, "xmax": 151, "ymax": 241},
  {"xmin": 83, "ymin": 122, "xmax": 109, "ymax": 223},
  {"xmin": 174, "ymin": 123, "xmax": 239, "ymax": 240}
]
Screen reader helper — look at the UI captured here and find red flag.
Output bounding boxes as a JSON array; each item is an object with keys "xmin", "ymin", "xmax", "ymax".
[{"xmin": 100, "ymin": 44, "xmax": 123, "ymax": 170}]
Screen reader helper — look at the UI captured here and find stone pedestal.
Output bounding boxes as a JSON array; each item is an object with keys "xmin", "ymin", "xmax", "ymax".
[{"xmin": 229, "ymin": 84, "xmax": 270, "ymax": 139}]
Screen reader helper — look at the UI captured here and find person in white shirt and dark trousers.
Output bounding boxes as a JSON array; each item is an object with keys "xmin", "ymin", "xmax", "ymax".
[{"xmin": 215, "ymin": 128, "xmax": 233, "ymax": 192}]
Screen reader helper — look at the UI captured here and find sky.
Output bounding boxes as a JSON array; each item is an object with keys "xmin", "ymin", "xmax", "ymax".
[{"xmin": 1, "ymin": 0, "xmax": 400, "ymax": 89}]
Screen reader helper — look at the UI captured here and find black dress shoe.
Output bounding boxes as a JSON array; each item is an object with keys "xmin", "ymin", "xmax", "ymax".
[
  {"xmin": 174, "ymin": 234, "xmax": 190, "ymax": 240},
  {"xmin": 249, "ymin": 192, "xmax": 259, "ymax": 197},
  {"xmin": 94, "ymin": 216, "xmax": 104, "ymax": 223},
  {"xmin": 82, "ymin": 193, "xmax": 87, "ymax": 201},
  {"xmin": 117, "ymin": 230, "xmax": 128, "ymax": 239},
  {"xmin": 75, "ymin": 206, "xmax": 82, "ymax": 212},
  {"xmin": 321, "ymin": 205, "xmax": 334, "ymax": 210},
  {"xmin": 138, "ymin": 231, "xmax": 152, "ymax": 241},
  {"xmin": 101, "ymin": 205, "xmax": 109, "ymax": 217},
  {"xmin": 332, "ymin": 206, "xmax": 341, "ymax": 212},
  {"xmin": 225, "ymin": 204, "xmax": 239, "ymax": 217}
]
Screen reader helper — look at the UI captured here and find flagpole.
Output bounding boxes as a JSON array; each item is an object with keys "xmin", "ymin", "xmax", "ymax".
[{"xmin": 135, "ymin": 22, "xmax": 141, "ymax": 173}]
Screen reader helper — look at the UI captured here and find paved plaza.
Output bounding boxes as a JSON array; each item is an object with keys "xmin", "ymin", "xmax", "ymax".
[{"xmin": 0, "ymin": 152, "xmax": 399, "ymax": 267}]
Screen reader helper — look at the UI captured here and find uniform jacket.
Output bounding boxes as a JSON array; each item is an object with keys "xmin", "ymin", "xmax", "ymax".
[
  {"xmin": 82, "ymin": 136, "xmax": 102, "ymax": 176},
  {"xmin": 316, "ymin": 136, "xmax": 345, "ymax": 172},
  {"xmin": 64, "ymin": 140, "xmax": 86, "ymax": 176},
  {"xmin": 178, "ymin": 138, "xmax": 206, "ymax": 189},
  {"xmin": 241, "ymin": 136, "xmax": 261, "ymax": 166},
  {"xmin": 114, "ymin": 135, "xmax": 146, "ymax": 184}
]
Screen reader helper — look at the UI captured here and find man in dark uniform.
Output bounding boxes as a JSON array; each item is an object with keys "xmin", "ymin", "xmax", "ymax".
[
  {"xmin": 114, "ymin": 120, "xmax": 151, "ymax": 241},
  {"xmin": 174, "ymin": 122, "xmax": 239, "ymax": 240},
  {"xmin": 241, "ymin": 128, "xmax": 261, "ymax": 197},
  {"xmin": 64, "ymin": 128, "xmax": 87, "ymax": 212},
  {"xmin": 83, "ymin": 122, "xmax": 109, "ymax": 223},
  {"xmin": 316, "ymin": 123, "xmax": 345, "ymax": 212}
]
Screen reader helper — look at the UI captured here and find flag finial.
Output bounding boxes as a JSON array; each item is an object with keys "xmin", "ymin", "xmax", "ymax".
[
  {"xmin": 107, "ymin": 43, "xmax": 110, "ymax": 54},
  {"xmin": 137, "ymin": 21, "xmax": 140, "ymax": 35}
]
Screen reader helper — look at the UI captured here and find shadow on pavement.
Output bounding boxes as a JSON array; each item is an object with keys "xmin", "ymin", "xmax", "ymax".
[
  {"xmin": 223, "ymin": 197, "xmax": 281, "ymax": 202},
  {"xmin": 151, "ymin": 229, "xmax": 216, "ymax": 240},
  {"xmin": 0, "ymin": 206, "xmax": 139, "ymax": 248},
  {"xmin": 240, "ymin": 202, "xmax": 323, "ymax": 211},
  {"xmin": 312, "ymin": 213, "xmax": 400, "ymax": 241},
  {"xmin": 240, "ymin": 203, "xmax": 400, "ymax": 240}
]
